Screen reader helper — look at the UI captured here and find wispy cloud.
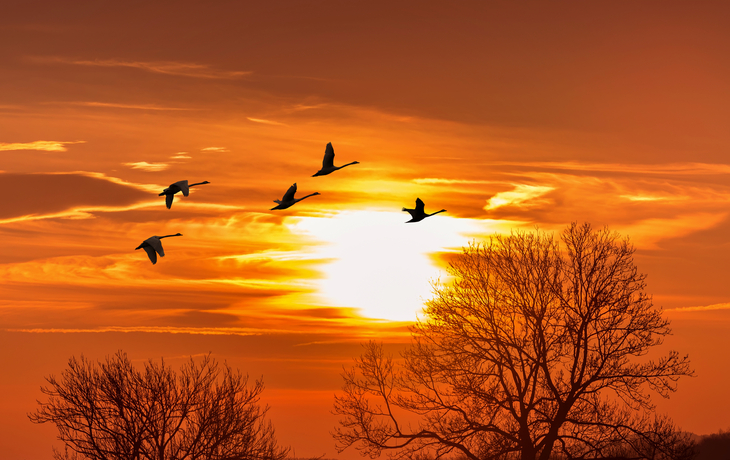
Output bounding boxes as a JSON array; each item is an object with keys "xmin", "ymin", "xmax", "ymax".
[
  {"xmin": 124, "ymin": 161, "xmax": 169, "ymax": 172},
  {"xmin": 201, "ymin": 147, "xmax": 229, "ymax": 153},
  {"xmin": 484, "ymin": 184, "xmax": 555, "ymax": 210},
  {"xmin": 665, "ymin": 302, "xmax": 730, "ymax": 313},
  {"xmin": 215, "ymin": 250, "xmax": 322, "ymax": 263},
  {"xmin": 6, "ymin": 326, "xmax": 264, "ymax": 336},
  {"xmin": 71, "ymin": 101, "xmax": 196, "ymax": 111},
  {"xmin": 171, "ymin": 152, "xmax": 191, "ymax": 159},
  {"xmin": 0, "ymin": 140, "xmax": 85, "ymax": 152},
  {"xmin": 490, "ymin": 161, "xmax": 730, "ymax": 176},
  {"xmin": 33, "ymin": 56, "xmax": 252, "ymax": 79},
  {"xmin": 616, "ymin": 212, "xmax": 728, "ymax": 249},
  {"xmin": 620, "ymin": 194, "xmax": 688, "ymax": 202},
  {"xmin": 247, "ymin": 117, "xmax": 287, "ymax": 126},
  {"xmin": 54, "ymin": 171, "xmax": 163, "ymax": 193},
  {"xmin": 0, "ymin": 201, "xmax": 159, "ymax": 224},
  {"xmin": 413, "ymin": 178, "xmax": 496, "ymax": 185}
]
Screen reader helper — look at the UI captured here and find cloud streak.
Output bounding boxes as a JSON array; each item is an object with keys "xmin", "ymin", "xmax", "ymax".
[
  {"xmin": 489, "ymin": 161, "xmax": 730, "ymax": 176},
  {"xmin": 0, "ymin": 140, "xmax": 85, "ymax": 152},
  {"xmin": 71, "ymin": 101, "xmax": 196, "ymax": 111},
  {"xmin": 124, "ymin": 161, "xmax": 169, "ymax": 172},
  {"xmin": 247, "ymin": 117, "xmax": 287, "ymax": 126},
  {"xmin": 412, "ymin": 178, "xmax": 497, "ymax": 185},
  {"xmin": 200, "ymin": 147, "xmax": 229, "ymax": 153},
  {"xmin": 485, "ymin": 184, "xmax": 555, "ymax": 210},
  {"xmin": 664, "ymin": 302, "xmax": 730, "ymax": 313},
  {"xmin": 34, "ymin": 56, "xmax": 252, "ymax": 79}
]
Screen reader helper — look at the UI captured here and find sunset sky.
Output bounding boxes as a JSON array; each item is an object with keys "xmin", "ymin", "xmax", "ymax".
[{"xmin": 2, "ymin": 1, "xmax": 730, "ymax": 458}]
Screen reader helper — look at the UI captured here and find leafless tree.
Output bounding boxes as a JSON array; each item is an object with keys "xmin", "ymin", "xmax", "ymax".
[
  {"xmin": 30, "ymin": 351, "xmax": 288, "ymax": 460},
  {"xmin": 333, "ymin": 223, "xmax": 694, "ymax": 460}
]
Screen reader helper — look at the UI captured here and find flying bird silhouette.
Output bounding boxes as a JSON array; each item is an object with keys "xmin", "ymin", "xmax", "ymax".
[
  {"xmin": 135, "ymin": 233, "xmax": 183, "ymax": 264},
  {"xmin": 312, "ymin": 142, "xmax": 359, "ymax": 177},
  {"xmin": 159, "ymin": 180, "xmax": 210, "ymax": 209},
  {"xmin": 271, "ymin": 183, "xmax": 320, "ymax": 210},
  {"xmin": 403, "ymin": 198, "xmax": 446, "ymax": 223}
]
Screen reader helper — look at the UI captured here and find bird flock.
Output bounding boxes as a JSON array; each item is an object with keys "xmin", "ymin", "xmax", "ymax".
[{"xmin": 136, "ymin": 142, "xmax": 446, "ymax": 264}]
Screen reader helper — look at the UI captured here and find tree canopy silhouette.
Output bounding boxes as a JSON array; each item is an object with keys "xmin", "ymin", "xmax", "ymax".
[
  {"xmin": 29, "ymin": 351, "xmax": 288, "ymax": 460},
  {"xmin": 333, "ymin": 223, "xmax": 694, "ymax": 460}
]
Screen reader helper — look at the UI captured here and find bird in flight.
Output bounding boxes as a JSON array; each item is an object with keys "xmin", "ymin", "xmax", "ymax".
[
  {"xmin": 271, "ymin": 183, "xmax": 320, "ymax": 210},
  {"xmin": 312, "ymin": 142, "xmax": 359, "ymax": 177},
  {"xmin": 135, "ymin": 233, "xmax": 183, "ymax": 264},
  {"xmin": 402, "ymin": 198, "xmax": 446, "ymax": 223},
  {"xmin": 159, "ymin": 180, "xmax": 210, "ymax": 209}
]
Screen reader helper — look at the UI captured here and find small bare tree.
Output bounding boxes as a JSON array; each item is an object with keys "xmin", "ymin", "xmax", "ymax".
[
  {"xmin": 30, "ymin": 351, "xmax": 288, "ymax": 460},
  {"xmin": 334, "ymin": 223, "xmax": 694, "ymax": 460}
]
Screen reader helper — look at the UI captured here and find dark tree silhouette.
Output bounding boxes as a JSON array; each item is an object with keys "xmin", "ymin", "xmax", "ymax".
[
  {"xmin": 29, "ymin": 351, "xmax": 288, "ymax": 460},
  {"xmin": 693, "ymin": 430, "xmax": 730, "ymax": 460},
  {"xmin": 334, "ymin": 223, "xmax": 694, "ymax": 460}
]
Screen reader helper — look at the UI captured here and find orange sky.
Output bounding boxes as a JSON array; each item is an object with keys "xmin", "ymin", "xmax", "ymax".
[{"xmin": 2, "ymin": 1, "xmax": 730, "ymax": 458}]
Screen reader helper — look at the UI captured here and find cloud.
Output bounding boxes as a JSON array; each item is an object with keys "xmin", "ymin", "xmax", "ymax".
[
  {"xmin": 171, "ymin": 152, "xmax": 191, "ymax": 159},
  {"xmin": 34, "ymin": 56, "xmax": 252, "ymax": 79},
  {"xmin": 0, "ymin": 173, "xmax": 152, "ymax": 221},
  {"xmin": 489, "ymin": 161, "xmax": 730, "ymax": 176},
  {"xmin": 6, "ymin": 326, "xmax": 262, "ymax": 336},
  {"xmin": 412, "ymin": 178, "xmax": 496, "ymax": 185},
  {"xmin": 71, "ymin": 101, "xmax": 195, "ymax": 111},
  {"xmin": 0, "ymin": 140, "xmax": 85, "ymax": 152},
  {"xmin": 60, "ymin": 171, "xmax": 162, "ymax": 193},
  {"xmin": 615, "ymin": 212, "xmax": 728, "ymax": 249},
  {"xmin": 484, "ymin": 184, "xmax": 555, "ymax": 210},
  {"xmin": 124, "ymin": 161, "xmax": 169, "ymax": 172},
  {"xmin": 247, "ymin": 117, "xmax": 287, "ymax": 126},
  {"xmin": 665, "ymin": 302, "xmax": 730, "ymax": 313},
  {"xmin": 620, "ymin": 194, "xmax": 688, "ymax": 202},
  {"xmin": 201, "ymin": 147, "xmax": 229, "ymax": 153},
  {"xmin": 0, "ymin": 104, "xmax": 23, "ymax": 111}
]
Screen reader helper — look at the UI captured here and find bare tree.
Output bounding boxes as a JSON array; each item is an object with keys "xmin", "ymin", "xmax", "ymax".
[
  {"xmin": 334, "ymin": 223, "xmax": 694, "ymax": 460},
  {"xmin": 30, "ymin": 351, "xmax": 288, "ymax": 460}
]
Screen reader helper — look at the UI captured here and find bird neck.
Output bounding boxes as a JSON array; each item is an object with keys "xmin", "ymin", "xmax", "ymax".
[
  {"xmin": 158, "ymin": 234, "xmax": 181, "ymax": 239},
  {"xmin": 429, "ymin": 209, "xmax": 447, "ymax": 216},
  {"xmin": 338, "ymin": 161, "xmax": 359, "ymax": 169},
  {"xmin": 189, "ymin": 182, "xmax": 209, "ymax": 187}
]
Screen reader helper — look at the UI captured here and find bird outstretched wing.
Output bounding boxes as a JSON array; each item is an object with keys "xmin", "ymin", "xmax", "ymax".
[
  {"xmin": 142, "ymin": 245, "xmax": 158, "ymax": 264},
  {"xmin": 415, "ymin": 198, "xmax": 425, "ymax": 213},
  {"xmin": 322, "ymin": 142, "xmax": 335, "ymax": 169},
  {"xmin": 145, "ymin": 237, "xmax": 165, "ymax": 257},
  {"xmin": 282, "ymin": 183, "xmax": 297, "ymax": 202},
  {"xmin": 165, "ymin": 194, "xmax": 174, "ymax": 209},
  {"xmin": 174, "ymin": 180, "xmax": 190, "ymax": 197}
]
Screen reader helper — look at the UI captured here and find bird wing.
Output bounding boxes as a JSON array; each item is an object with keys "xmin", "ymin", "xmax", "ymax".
[
  {"xmin": 322, "ymin": 142, "xmax": 335, "ymax": 169},
  {"xmin": 165, "ymin": 194, "xmax": 174, "ymax": 209},
  {"xmin": 142, "ymin": 245, "xmax": 158, "ymax": 264},
  {"xmin": 174, "ymin": 180, "xmax": 190, "ymax": 197},
  {"xmin": 282, "ymin": 183, "xmax": 297, "ymax": 201},
  {"xmin": 145, "ymin": 237, "xmax": 165, "ymax": 257},
  {"xmin": 415, "ymin": 198, "xmax": 425, "ymax": 213}
]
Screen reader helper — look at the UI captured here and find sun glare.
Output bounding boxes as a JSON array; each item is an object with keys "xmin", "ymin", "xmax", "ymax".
[{"xmin": 290, "ymin": 210, "xmax": 511, "ymax": 321}]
